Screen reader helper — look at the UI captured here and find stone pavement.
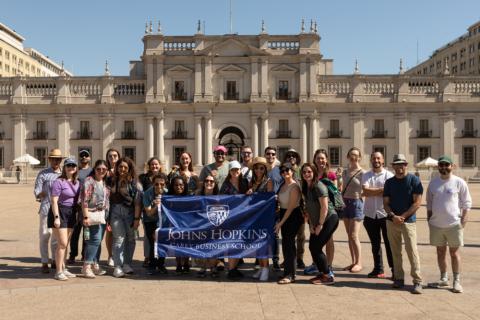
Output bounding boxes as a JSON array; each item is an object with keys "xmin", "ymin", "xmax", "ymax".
[{"xmin": 0, "ymin": 183, "xmax": 479, "ymax": 320}]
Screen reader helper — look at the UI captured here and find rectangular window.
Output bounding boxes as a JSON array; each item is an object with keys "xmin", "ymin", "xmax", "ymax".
[
  {"xmin": 225, "ymin": 81, "xmax": 238, "ymax": 100},
  {"xmin": 35, "ymin": 121, "xmax": 47, "ymax": 139},
  {"xmin": 418, "ymin": 119, "xmax": 431, "ymax": 137},
  {"xmin": 328, "ymin": 119, "xmax": 341, "ymax": 138},
  {"xmin": 278, "ymin": 80, "xmax": 289, "ymax": 100},
  {"xmin": 79, "ymin": 121, "xmax": 91, "ymax": 139},
  {"xmin": 372, "ymin": 145, "xmax": 386, "ymax": 161},
  {"xmin": 373, "ymin": 119, "xmax": 386, "ymax": 138},
  {"xmin": 462, "ymin": 146, "xmax": 476, "ymax": 167},
  {"xmin": 34, "ymin": 147, "xmax": 48, "ymax": 168},
  {"xmin": 464, "ymin": 119, "xmax": 475, "ymax": 137},
  {"xmin": 417, "ymin": 146, "xmax": 431, "ymax": 162},
  {"xmin": 0, "ymin": 147, "xmax": 3, "ymax": 168},
  {"xmin": 173, "ymin": 120, "xmax": 187, "ymax": 139},
  {"xmin": 174, "ymin": 81, "xmax": 186, "ymax": 100},
  {"xmin": 173, "ymin": 146, "xmax": 186, "ymax": 165},
  {"xmin": 277, "ymin": 119, "xmax": 290, "ymax": 138},
  {"xmin": 123, "ymin": 147, "xmax": 136, "ymax": 162},
  {"xmin": 328, "ymin": 146, "xmax": 341, "ymax": 166},
  {"xmin": 122, "ymin": 121, "xmax": 135, "ymax": 139}
]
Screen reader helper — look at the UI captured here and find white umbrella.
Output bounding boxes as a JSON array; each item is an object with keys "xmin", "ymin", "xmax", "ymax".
[
  {"xmin": 415, "ymin": 157, "xmax": 438, "ymax": 169},
  {"xmin": 13, "ymin": 154, "xmax": 40, "ymax": 183}
]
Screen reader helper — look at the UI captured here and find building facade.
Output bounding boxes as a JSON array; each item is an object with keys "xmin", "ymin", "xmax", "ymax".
[
  {"xmin": 0, "ymin": 22, "xmax": 72, "ymax": 78},
  {"xmin": 0, "ymin": 24, "xmax": 479, "ymax": 178},
  {"xmin": 408, "ymin": 20, "xmax": 480, "ymax": 76}
]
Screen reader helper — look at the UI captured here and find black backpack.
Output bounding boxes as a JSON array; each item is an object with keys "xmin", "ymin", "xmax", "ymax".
[{"xmin": 320, "ymin": 178, "xmax": 346, "ymax": 213}]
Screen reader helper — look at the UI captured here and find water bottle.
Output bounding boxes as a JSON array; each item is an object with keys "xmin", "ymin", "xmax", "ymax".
[{"xmin": 83, "ymin": 227, "xmax": 90, "ymax": 241}]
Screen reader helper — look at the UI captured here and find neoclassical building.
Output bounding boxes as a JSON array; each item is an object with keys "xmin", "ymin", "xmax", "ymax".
[{"xmin": 0, "ymin": 22, "xmax": 479, "ymax": 178}]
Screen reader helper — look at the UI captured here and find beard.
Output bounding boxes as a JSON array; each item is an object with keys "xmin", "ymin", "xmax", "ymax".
[{"xmin": 439, "ymin": 168, "xmax": 452, "ymax": 175}]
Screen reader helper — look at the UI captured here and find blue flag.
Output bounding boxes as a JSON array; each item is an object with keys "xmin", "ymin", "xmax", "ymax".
[{"xmin": 155, "ymin": 193, "xmax": 276, "ymax": 258}]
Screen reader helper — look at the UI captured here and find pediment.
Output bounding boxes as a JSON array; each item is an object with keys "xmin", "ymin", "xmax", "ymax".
[
  {"xmin": 197, "ymin": 38, "xmax": 269, "ymax": 57},
  {"xmin": 217, "ymin": 64, "xmax": 245, "ymax": 73},
  {"xmin": 166, "ymin": 65, "xmax": 193, "ymax": 73},
  {"xmin": 271, "ymin": 64, "xmax": 297, "ymax": 72}
]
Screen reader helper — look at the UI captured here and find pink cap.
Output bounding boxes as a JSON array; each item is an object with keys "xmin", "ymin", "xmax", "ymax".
[{"xmin": 213, "ymin": 145, "xmax": 227, "ymax": 153}]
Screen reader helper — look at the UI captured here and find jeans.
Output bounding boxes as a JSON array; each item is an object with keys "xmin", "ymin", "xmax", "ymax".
[
  {"xmin": 280, "ymin": 207, "xmax": 304, "ymax": 278},
  {"xmin": 39, "ymin": 214, "xmax": 57, "ymax": 263},
  {"xmin": 309, "ymin": 214, "xmax": 339, "ymax": 274},
  {"xmin": 386, "ymin": 220, "xmax": 422, "ymax": 284},
  {"xmin": 144, "ymin": 220, "xmax": 165, "ymax": 268},
  {"xmin": 110, "ymin": 203, "xmax": 136, "ymax": 267},
  {"xmin": 363, "ymin": 216, "xmax": 393, "ymax": 274},
  {"xmin": 84, "ymin": 224, "xmax": 105, "ymax": 264}
]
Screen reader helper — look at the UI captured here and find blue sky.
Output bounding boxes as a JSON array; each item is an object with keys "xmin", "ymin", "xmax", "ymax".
[{"xmin": 3, "ymin": 0, "xmax": 480, "ymax": 76}]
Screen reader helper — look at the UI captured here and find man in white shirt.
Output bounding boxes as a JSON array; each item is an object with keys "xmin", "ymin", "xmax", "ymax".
[
  {"xmin": 427, "ymin": 155, "xmax": 472, "ymax": 293},
  {"xmin": 240, "ymin": 145, "xmax": 253, "ymax": 183},
  {"xmin": 362, "ymin": 152, "xmax": 394, "ymax": 279}
]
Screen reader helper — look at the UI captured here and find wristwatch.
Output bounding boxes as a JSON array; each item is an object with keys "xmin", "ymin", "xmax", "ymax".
[{"xmin": 387, "ymin": 212, "xmax": 395, "ymax": 219}]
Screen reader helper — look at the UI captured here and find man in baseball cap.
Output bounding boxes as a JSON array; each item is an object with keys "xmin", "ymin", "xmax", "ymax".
[{"xmin": 199, "ymin": 145, "xmax": 230, "ymax": 189}]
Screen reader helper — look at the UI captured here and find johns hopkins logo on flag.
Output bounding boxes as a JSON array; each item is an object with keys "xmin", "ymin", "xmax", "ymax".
[{"xmin": 206, "ymin": 205, "xmax": 230, "ymax": 226}]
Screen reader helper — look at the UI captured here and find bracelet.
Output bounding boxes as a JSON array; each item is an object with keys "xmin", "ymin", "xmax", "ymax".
[{"xmin": 134, "ymin": 217, "xmax": 141, "ymax": 221}]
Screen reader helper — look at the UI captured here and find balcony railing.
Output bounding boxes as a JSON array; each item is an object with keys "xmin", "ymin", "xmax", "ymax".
[
  {"xmin": 224, "ymin": 92, "xmax": 239, "ymax": 100},
  {"xmin": 417, "ymin": 130, "xmax": 433, "ymax": 138},
  {"xmin": 77, "ymin": 131, "xmax": 93, "ymax": 139},
  {"xmin": 276, "ymin": 130, "xmax": 292, "ymax": 138},
  {"xmin": 121, "ymin": 131, "xmax": 137, "ymax": 139},
  {"xmin": 327, "ymin": 130, "xmax": 343, "ymax": 138},
  {"xmin": 462, "ymin": 129, "xmax": 478, "ymax": 138},
  {"xmin": 0, "ymin": 131, "xmax": 4, "ymax": 140},
  {"xmin": 173, "ymin": 92, "xmax": 188, "ymax": 101},
  {"xmin": 371, "ymin": 130, "xmax": 388, "ymax": 138},
  {"xmin": 172, "ymin": 130, "xmax": 188, "ymax": 139},
  {"xmin": 276, "ymin": 92, "xmax": 291, "ymax": 100},
  {"xmin": 33, "ymin": 131, "xmax": 48, "ymax": 140}
]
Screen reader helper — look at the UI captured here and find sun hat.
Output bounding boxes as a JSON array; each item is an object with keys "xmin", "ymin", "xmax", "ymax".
[
  {"xmin": 252, "ymin": 157, "xmax": 268, "ymax": 168},
  {"xmin": 391, "ymin": 154, "xmax": 408, "ymax": 165},
  {"xmin": 48, "ymin": 148, "xmax": 64, "ymax": 159}
]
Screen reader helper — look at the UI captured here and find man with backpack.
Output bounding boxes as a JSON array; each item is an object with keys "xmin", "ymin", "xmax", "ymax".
[{"xmin": 361, "ymin": 152, "xmax": 394, "ymax": 279}]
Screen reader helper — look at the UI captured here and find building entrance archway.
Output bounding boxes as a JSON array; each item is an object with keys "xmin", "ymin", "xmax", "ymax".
[{"xmin": 218, "ymin": 126, "xmax": 245, "ymax": 162}]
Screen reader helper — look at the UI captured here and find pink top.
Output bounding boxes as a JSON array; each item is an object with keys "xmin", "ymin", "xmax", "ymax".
[{"xmin": 319, "ymin": 171, "xmax": 337, "ymax": 181}]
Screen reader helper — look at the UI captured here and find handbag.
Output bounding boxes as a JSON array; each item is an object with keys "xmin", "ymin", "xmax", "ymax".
[{"xmin": 88, "ymin": 210, "xmax": 106, "ymax": 225}]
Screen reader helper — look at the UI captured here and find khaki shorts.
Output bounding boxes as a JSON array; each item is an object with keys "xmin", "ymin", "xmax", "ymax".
[{"xmin": 429, "ymin": 223, "xmax": 463, "ymax": 247}]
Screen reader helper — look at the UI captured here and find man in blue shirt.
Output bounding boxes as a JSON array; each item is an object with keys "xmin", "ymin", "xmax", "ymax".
[{"xmin": 383, "ymin": 154, "xmax": 423, "ymax": 294}]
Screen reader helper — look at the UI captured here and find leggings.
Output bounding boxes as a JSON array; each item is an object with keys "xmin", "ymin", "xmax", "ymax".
[{"xmin": 309, "ymin": 214, "xmax": 339, "ymax": 275}]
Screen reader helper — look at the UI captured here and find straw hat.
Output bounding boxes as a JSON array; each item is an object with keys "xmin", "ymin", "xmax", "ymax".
[
  {"xmin": 48, "ymin": 148, "xmax": 64, "ymax": 159},
  {"xmin": 252, "ymin": 156, "xmax": 268, "ymax": 168}
]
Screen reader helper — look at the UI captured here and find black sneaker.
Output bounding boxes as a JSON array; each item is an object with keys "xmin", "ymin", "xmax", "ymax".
[
  {"xmin": 182, "ymin": 264, "xmax": 191, "ymax": 274},
  {"xmin": 392, "ymin": 279, "xmax": 405, "ymax": 288},
  {"xmin": 157, "ymin": 265, "xmax": 168, "ymax": 274},
  {"xmin": 147, "ymin": 267, "xmax": 157, "ymax": 275},
  {"xmin": 175, "ymin": 265, "xmax": 183, "ymax": 275},
  {"xmin": 297, "ymin": 259, "xmax": 306, "ymax": 269}
]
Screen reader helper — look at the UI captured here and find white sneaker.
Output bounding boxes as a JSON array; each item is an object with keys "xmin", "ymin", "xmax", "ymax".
[
  {"xmin": 259, "ymin": 267, "xmax": 269, "ymax": 282},
  {"xmin": 93, "ymin": 263, "xmax": 106, "ymax": 276},
  {"xmin": 123, "ymin": 264, "xmax": 134, "ymax": 275},
  {"xmin": 54, "ymin": 271, "xmax": 68, "ymax": 281},
  {"xmin": 107, "ymin": 257, "xmax": 115, "ymax": 267},
  {"xmin": 113, "ymin": 266, "xmax": 125, "ymax": 278},
  {"xmin": 63, "ymin": 269, "xmax": 76, "ymax": 278},
  {"xmin": 252, "ymin": 269, "xmax": 262, "ymax": 279},
  {"xmin": 82, "ymin": 266, "xmax": 96, "ymax": 279},
  {"xmin": 428, "ymin": 278, "xmax": 449, "ymax": 288},
  {"xmin": 452, "ymin": 280, "xmax": 463, "ymax": 293}
]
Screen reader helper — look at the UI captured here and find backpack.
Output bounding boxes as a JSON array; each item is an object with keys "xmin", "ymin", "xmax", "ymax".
[{"xmin": 320, "ymin": 178, "xmax": 346, "ymax": 213}]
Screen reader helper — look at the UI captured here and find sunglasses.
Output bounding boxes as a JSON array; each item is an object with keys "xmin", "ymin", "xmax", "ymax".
[
  {"xmin": 286, "ymin": 154, "xmax": 296, "ymax": 158},
  {"xmin": 280, "ymin": 169, "xmax": 290, "ymax": 174},
  {"xmin": 95, "ymin": 167, "xmax": 107, "ymax": 172},
  {"xmin": 265, "ymin": 152, "xmax": 276, "ymax": 156},
  {"xmin": 80, "ymin": 154, "xmax": 90, "ymax": 158},
  {"xmin": 214, "ymin": 152, "xmax": 225, "ymax": 156},
  {"xmin": 242, "ymin": 152, "xmax": 252, "ymax": 155},
  {"xmin": 254, "ymin": 166, "xmax": 265, "ymax": 171},
  {"xmin": 438, "ymin": 162, "xmax": 451, "ymax": 167},
  {"xmin": 154, "ymin": 182, "xmax": 165, "ymax": 186},
  {"xmin": 204, "ymin": 179, "xmax": 215, "ymax": 184},
  {"xmin": 65, "ymin": 164, "xmax": 77, "ymax": 168}
]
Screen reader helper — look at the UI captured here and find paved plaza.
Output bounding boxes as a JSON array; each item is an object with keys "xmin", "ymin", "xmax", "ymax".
[{"xmin": 0, "ymin": 182, "xmax": 479, "ymax": 320}]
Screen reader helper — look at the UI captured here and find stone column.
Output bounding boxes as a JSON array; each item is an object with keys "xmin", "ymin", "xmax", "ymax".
[
  {"xmin": 156, "ymin": 111, "xmax": 165, "ymax": 165},
  {"xmin": 309, "ymin": 60, "xmax": 317, "ymax": 98},
  {"xmin": 156, "ymin": 58, "xmax": 165, "ymax": 102},
  {"xmin": 300, "ymin": 59, "xmax": 307, "ymax": 100},
  {"xmin": 194, "ymin": 58, "xmax": 202, "ymax": 101},
  {"xmin": 310, "ymin": 113, "xmax": 319, "ymax": 155},
  {"xmin": 260, "ymin": 58, "xmax": 269, "ymax": 100},
  {"xmin": 206, "ymin": 112, "xmax": 213, "ymax": 164},
  {"xmin": 146, "ymin": 57, "xmax": 155, "ymax": 103},
  {"xmin": 204, "ymin": 58, "xmax": 213, "ymax": 100},
  {"xmin": 440, "ymin": 113, "xmax": 455, "ymax": 160},
  {"xmin": 300, "ymin": 116, "xmax": 308, "ymax": 163},
  {"xmin": 100, "ymin": 113, "xmax": 114, "ymax": 159},
  {"xmin": 250, "ymin": 115, "xmax": 259, "ymax": 156},
  {"xmin": 350, "ymin": 113, "xmax": 365, "ymax": 160},
  {"xmin": 12, "ymin": 114, "xmax": 26, "ymax": 159},
  {"xmin": 250, "ymin": 60, "xmax": 259, "ymax": 101},
  {"xmin": 56, "ymin": 114, "xmax": 71, "ymax": 156},
  {"xmin": 262, "ymin": 112, "xmax": 269, "ymax": 151},
  {"xmin": 194, "ymin": 116, "xmax": 203, "ymax": 167},
  {"xmin": 395, "ymin": 113, "xmax": 411, "ymax": 163},
  {"xmin": 145, "ymin": 116, "xmax": 154, "ymax": 158}
]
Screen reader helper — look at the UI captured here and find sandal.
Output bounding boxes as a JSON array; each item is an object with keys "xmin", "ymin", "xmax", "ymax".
[
  {"xmin": 350, "ymin": 264, "xmax": 363, "ymax": 273},
  {"xmin": 277, "ymin": 276, "xmax": 295, "ymax": 284},
  {"xmin": 342, "ymin": 264, "xmax": 354, "ymax": 271}
]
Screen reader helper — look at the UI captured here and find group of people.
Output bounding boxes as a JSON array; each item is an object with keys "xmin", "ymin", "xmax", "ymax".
[{"xmin": 34, "ymin": 144, "xmax": 472, "ymax": 293}]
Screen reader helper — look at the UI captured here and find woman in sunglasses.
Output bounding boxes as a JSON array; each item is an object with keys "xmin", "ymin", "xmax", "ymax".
[
  {"xmin": 248, "ymin": 157, "xmax": 273, "ymax": 281},
  {"xmin": 105, "ymin": 148, "xmax": 121, "ymax": 267},
  {"xmin": 80, "ymin": 160, "xmax": 110, "ymax": 278},
  {"xmin": 49, "ymin": 158, "xmax": 81, "ymax": 281},
  {"xmin": 276, "ymin": 163, "xmax": 303, "ymax": 284},
  {"xmin": 169, "ymin": 176, "xmax": 190, "ymax": 274}
]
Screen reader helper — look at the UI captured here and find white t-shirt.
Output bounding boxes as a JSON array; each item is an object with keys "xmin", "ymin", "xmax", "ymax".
[
  {"xmin": 361, "ymin": 169, "xmax": 394, "ymax": 219},
  {"xmin": 427, "ymin": 175, "xmax": 472, "ymax": 228}
]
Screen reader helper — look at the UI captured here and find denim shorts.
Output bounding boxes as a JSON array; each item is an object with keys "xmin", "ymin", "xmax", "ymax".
[{"xmin": 340, "ymin": 198, "xmax": 364, "ymax": 220}]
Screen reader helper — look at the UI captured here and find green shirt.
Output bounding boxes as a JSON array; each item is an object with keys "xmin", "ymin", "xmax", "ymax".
[{"xmin": 304, "ymin": 181, "xmax": 336, "ymax": 226}]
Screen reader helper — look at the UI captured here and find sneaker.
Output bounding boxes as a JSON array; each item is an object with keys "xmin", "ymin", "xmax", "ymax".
[
  {"xmin": 412, "ymin": 283, "xmax": 423, "ymax": 294},
  {"xmin": 227, "ymin": 269, "xmax": 244, "ymax": 280},
  {"xmin": 51, "ymin": 261, "xmax": 56, "ymax": 270},
  {"xmin": 392, "ymin": 279, "xmax": 405, "ymax": 288},
  {"xmin": 197, "ymin": 268, "xmax": 207, "ymax": 278},
  {"xmin": 310, "ymin": 274, "xmax": 335, "ymax": 285},
  {"xmin": 175, "ymin": 265, "xmax": 183, "ymax": 275},
  {"xmin": 427, "ymin": 279, "xmax": 449, "ymax": 288},
  {"xmin": 107, "ymin": 257, "xmax": 114, "ymax": 267},
  {"xmin": 272, "ymin": 261, "xmax": 281, "ymax": 272},
  {"xmin": 252, "ymin": 269, "xmax": 262, "ymax": 279},
  {"xmin": 296, "ymin": 259, "xmax": 306, "ymax": 269},
  {"xmin": 142, "ymin": 258, "xmax": 150, "ymax": 268},
  {"xmin": 254, "ymin": 259, "xmax": 260, "ymax": 270},
  {"xmin": 41, "ymin": 263, "xmax": 50, "ymax": 274},
  {"xmin": 182, "ymin": 264, "xmax": 191, "ymax": 274},
  {"xmin": 93, "ymin": 264, "xmax": 107, "ymax": 276},
  {"xmin": 304, "ymin": 264, "xmax": 319, "ymax": 275},
  {"xmin": 66, "ymin": 257, "xmax": 76, "ymax": 265},
  {"xmin": 452, "ymin": 280, "xmax": 463, "ymax": 293},
  {"xmin": 259, "ymin": 267, "xmax": 269, "ymax": 282},
  {"xmin": 157, "ymin": 265, "xmax": 168, "ymax": 274},
  {"xmin": 328, "ymin": 266, "xmax": 335, "ymax": 278},
  {"xmin": 368, "ymin": 271, "xmax": 386, "ymax": 279},
  {"xmin": 54, "ymin": 271, "xmax": 68, "ymax": 281},
  {"xmin": 123, "ymin": 264, "xmax": 134, "ymax": 275},
  {"xmin": 113, "ymin": 266, "xmax": 125, "ymax": 278},
  {"xmin": 82, "ymin": 266, "xmax": 96, "ymax": 279},
  {"xmin": 147, "ymin": 266, "xmax": 157, "ymax": 276},
  {"xmin": 63, "ymin": 269, "xmax": 76, "ymax": 278}
]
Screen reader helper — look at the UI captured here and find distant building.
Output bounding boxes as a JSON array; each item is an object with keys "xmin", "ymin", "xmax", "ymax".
[
  {"xmin": 0, "ymin": 22, "xmax": 72, "ymax": 77},
  {"xmin": 408, "ymin": 20, "xmax": 480, "ymax": 76}
]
